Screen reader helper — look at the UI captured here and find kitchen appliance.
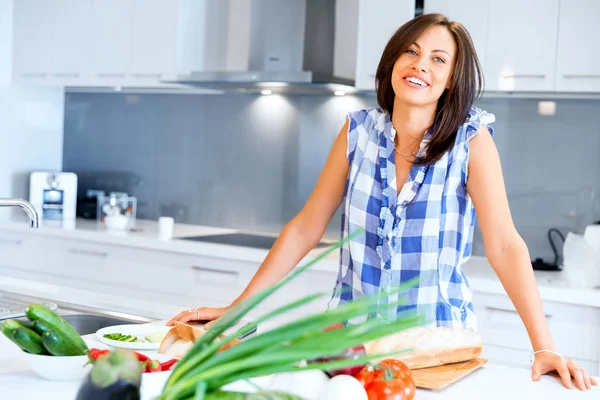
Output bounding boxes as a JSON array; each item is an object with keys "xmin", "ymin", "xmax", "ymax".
[
  {"xmin": 165, "ymin": 0, "xmax": 354, "ymax": 92},
  {"xmin": 179, "ymin": 232, "xmax": 332, "ymax": 250},
  {"xmin": 29, "ymin": 172, "xmax": 77, "ymax": 222}
]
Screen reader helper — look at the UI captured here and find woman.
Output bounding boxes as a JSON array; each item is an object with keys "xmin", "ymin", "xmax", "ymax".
[{"xmin": 168, "ymin": 13, "xmax": 596, "ymax": 391}]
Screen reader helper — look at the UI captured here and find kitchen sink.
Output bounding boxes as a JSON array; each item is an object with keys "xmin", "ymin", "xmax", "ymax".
[{"xmin": 60, "ymin": 314, "xmax": 143, "ymax": 336}]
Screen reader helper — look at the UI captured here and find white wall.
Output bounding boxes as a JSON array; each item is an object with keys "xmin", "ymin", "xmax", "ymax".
[
  {"xmin": 0, "ymin": 0, "xmax": 13, "ymax": 85},
  {"xmin": 0, "ymin": 87, "xmax": 65, "ymax": 204}
]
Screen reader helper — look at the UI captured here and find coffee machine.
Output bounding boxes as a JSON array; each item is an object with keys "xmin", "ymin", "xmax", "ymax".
[{"xmin": 29, "ymin": 172, "xmax": 77, "ymax": 222}]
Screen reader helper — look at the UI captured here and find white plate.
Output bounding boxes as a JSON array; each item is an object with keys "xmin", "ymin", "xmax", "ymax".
[{"xmin": 96, "ymin": 324, "xmax": 172, "ymax": 350}]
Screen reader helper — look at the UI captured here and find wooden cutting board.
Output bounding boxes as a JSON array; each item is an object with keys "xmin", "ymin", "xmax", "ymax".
[{"xmin": 410, "ymin": 357, "xmax": 488, "ymax": 390}]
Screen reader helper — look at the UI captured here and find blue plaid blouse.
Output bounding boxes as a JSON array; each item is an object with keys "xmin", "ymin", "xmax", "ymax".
[{"xmin": 328, "ymin": 105, "xmax": 495, "ymax": 331}]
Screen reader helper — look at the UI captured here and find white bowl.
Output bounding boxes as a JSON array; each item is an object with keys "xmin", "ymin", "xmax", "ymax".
[
  {"xmin": 105, "ymin": 215, "xmax": 129, "ymax": 230},
  {"xmin": 24, "ymin": 339, "xmax": 109, "ymax": 381}
]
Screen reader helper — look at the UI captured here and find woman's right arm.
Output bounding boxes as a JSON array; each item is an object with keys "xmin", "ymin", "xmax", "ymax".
[{"xmin": 167, "ymin": 119, "xmax": 352, "ymax": 326}]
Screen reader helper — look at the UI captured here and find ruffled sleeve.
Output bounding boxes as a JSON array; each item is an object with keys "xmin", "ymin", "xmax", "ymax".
[{"xmin": 461, "ymin": 106, "xmax": 496, "ymax": 184}]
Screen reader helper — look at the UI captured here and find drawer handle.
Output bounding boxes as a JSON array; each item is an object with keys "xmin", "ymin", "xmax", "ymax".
[
  {"xmin": 21, "ymin": 73, "xmax": 47, "ymax": 78},
  {"xmin": 68, "ymin": 248, "xmax": 108, "ymax": 258},
  {"xmin": 191, "ymin": 265, "xmax": 238, "ymax": 277},
  {"xmin": 53, "ymin": 73, "xmax": 79, "ymax": 78},
  {"xmin": 486, "ymin": 306, "xmax": 552, "ymax": 319},
  {"xmin": 0, "ymin": 238, "xmax": 22, "ymax": 246},
  {"xmin": 499, "ymin": 74, "xmax": 546, "ymax": 79},
  {"xmin": 563, "ymin": 74, "xmax": 600, "ymax": 79},
  {"xmin": 96, "ymin": 73, "xmax": 126, "ymax": 78},
  {"xmin": 131, "ymin": 73, "xmax": 161, "ymax": 79}
]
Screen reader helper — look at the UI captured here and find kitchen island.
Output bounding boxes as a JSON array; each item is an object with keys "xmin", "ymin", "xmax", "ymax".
[{"xmin": 0, "ymin": 328, "xmax": 597, "ymax": 400}]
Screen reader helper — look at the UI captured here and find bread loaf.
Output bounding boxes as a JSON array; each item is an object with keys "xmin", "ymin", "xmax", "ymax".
[
  {"xmin": 363, "ymin": 327, "xmax": 482, "ymax": 369},
  {"xmin": 158, "ymin": 321, "xmax": 240, "ymax": 358}
]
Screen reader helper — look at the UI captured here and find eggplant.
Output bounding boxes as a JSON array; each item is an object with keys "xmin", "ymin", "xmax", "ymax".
[{"xmin": 76, "ymin": 347, "xmax": 142, "ymax": 400}]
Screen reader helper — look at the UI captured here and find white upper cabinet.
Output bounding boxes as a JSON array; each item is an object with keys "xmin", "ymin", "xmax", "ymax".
[
  {"xmin": 129, "ymin": 0, "xmax": 179, "ymax": 83},
  {"xmin": 423, "ymin": 0, "xmax": 489, "ymax": 72},
  {"xmin": 555, "ymin": 0, "xmax": 600, "ymax": 92},
  {"xmin": 89, "ymin": 0, "xmax": 133, "ymax": 83},
  {"xmin": 485, "ymin": 0, "xmax": 560, "ymax": 92},
  {"xmin": 13, "ymin": 0, "xmax": 91, "ymax": 85},
  {"xmin": 335, "ymin": 0, "xmax": 416, "ymax": 91}
]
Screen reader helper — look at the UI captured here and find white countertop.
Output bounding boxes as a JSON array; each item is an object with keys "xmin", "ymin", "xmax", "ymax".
[
  {"xmin": 0, "ymin": 332, "xmax": 597, "ymax": 400},
  {"xmin": 1, "ymin": 216, "xmax": 599, "ymax": 308}
]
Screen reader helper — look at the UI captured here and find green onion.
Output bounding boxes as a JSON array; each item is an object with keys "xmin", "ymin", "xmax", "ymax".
[{"xmin": 160, "ymin": 229, "xmax": 426, "ymax": 400}]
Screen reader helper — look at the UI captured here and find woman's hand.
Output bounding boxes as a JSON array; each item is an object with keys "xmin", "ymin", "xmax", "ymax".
[
  {"xmin": 532, "ymin": 351, "xmax": 598, "ymax": 390},
  {"xmin": 166, "ymin": 306, "xmax": 232, "ymax": 328}
]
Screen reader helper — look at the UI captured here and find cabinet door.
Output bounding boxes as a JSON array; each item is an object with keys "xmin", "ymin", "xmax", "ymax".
[
  {"xmin": 129, "ymin": 0, "xmax": 179, "ymax": 84},
  {"xmin": 90, "ymin": 0, "xmax": 133, "ymax": 84},
  {"xmin": 12, "ymin": 0, "xmax": 54, "ymax": 83},
  {"xmin": 423, "ymin": 0, "xmax": 489, "ymax": 72},
  {"xmin": 354, "ymin": 0, "xmax": 416, "ymax": 90},
  {"xmin": 51, "ymin": 0, "xmax": 92, "ymax": 84},
  {"xmin": 555, "ymin": 0, "xmax": 600, "ymax": 92},
  {"xmin": 485, "ymin": 0, "xmax": 559, "ymax": 92}
]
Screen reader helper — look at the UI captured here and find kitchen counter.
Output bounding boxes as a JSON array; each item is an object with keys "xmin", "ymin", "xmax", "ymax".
[
  {"xmin": 0, "ymin": 331, "xmax": 597, "ymax": 400},
  {"xmin": 1, "ymin": 216, "xmax": 599, "ymax": 308}
]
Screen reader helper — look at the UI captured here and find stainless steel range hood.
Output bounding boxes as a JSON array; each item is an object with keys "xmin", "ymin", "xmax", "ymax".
[{"xmin": 164, "ymin": 0, "xmax": 357, "ymax": 94}]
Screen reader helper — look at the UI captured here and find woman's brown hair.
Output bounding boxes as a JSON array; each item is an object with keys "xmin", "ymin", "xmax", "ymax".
[{"xmin": 375, "ymin": 13, "xmax": 484, "ymax": 165}]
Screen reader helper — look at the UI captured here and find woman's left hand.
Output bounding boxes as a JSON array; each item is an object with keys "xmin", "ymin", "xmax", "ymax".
[{"xmin": 532, "ymin": 351, "xmax": 598, "ymax": 390}]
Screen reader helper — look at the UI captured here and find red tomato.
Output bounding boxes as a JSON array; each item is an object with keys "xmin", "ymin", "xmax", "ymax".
[{"xmin": 355, "ymin": 359, "xmax": 416, "ymax": 400}]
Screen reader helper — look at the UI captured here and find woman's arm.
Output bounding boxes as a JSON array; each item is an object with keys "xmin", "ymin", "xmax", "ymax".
[
  {"xmin": 230, "ymin": 119, "xmax": 352, "ymax": 306},
  {"xmin": 466, "ymin": 125, "xmax": 596, "ymax": 391}
]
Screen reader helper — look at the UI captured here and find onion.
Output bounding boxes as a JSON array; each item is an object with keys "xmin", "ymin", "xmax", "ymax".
[{"xmin": 318, "ymin": 375, "xmax": 368, "ymax": 400}]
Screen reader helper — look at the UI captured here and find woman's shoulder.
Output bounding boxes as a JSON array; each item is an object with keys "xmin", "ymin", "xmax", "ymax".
[
  {"xmin": 347, "ymin": 107, "xmax": 388, "ymax": 132},
  {"xmin": 458, "ymin": 105, "xmax": 496, "ymax": 143}
]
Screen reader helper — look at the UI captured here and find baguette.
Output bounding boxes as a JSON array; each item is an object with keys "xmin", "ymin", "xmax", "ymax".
[
  {"xmin": 363, "ymin": 327, "xmax": 482, "ymax": 369},
  {"xmin": 158, "ymin": 321, "xmax": 240, "ymax": 358}
]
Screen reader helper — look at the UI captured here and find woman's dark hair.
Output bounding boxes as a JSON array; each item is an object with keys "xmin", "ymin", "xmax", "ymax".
[{"xmin": 375, "ymin": 13, "xmax": 484, "ymax": 165}]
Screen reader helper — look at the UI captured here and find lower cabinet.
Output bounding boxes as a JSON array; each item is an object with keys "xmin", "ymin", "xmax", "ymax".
[
  {"xmin": 474, "ymin": 291, "xmax": 600, "ymax": 375},
  {"xmin": 2, "ymin": 227, "xmax": 598, "ymax": 375}
]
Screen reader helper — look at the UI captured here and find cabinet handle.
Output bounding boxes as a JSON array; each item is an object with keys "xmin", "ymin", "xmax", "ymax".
[
  {"xmin": 191, "ymin": 265, "xmax": 238, "ymax": 277},
  {"xmin": 131, "ymin": 73, "xmax": 161, "ymax": 79},
  {"xmin": 0, "ymin": 238, "xmax": 22, "ymax": 246},
  {"xmin": 67, "ymin": 248, "xmax": 108, "ymax": 258},
  {"xmin": 563, "ymin": 74, "xmax": 600, "ymax": 79},
  {"xmin": 500, "ymin": 74, "xmax": 545, "ymax": 79},
  {"xmin": 21, "ymin": 73, "xmax": 47, "ymax": 78},
  {"xmin": 53, "ymin": 73, "xmax": 79, "ymax": 78},
  {"xmin": 486, "ymin": 306, "xmax": 552, "ymax": 319},
  {"xmin": 96, "ymin": 73, "xmax": 126, "ymax": 78}
]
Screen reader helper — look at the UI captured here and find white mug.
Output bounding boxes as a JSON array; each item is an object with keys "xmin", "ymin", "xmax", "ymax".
[{"xmin": 158, "ymin": 216, "xmax": 175, "ymax": 240}]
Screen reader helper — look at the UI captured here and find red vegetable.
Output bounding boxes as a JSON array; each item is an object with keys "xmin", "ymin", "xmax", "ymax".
[
  {"xmin": 88, "ymin": 348, "xmax": 110, "ymax": 361},
  {"xmin": 134, "ymin": 351, "xmax": 150, "ymax": 362},
  {"xmin": 159, "ymin": 359, "xmax": 178, "ymax": 371},
  {"xmin": 147, "ymin": 359, "xmax": 162, "ymax": 373},
  {"xmin": 355, "ymin": 359, "xmax": 416, "ymax": 400}
]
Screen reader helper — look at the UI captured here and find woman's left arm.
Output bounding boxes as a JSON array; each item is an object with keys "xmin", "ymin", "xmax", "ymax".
[{"xmin": 466, "ymin": 125, "xmax": 597, "ymax": 391}]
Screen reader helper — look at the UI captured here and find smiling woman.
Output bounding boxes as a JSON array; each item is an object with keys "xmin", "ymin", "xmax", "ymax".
[{"xmin": 169, "ymin": 12, "xmax": 597, "ymax": 393}]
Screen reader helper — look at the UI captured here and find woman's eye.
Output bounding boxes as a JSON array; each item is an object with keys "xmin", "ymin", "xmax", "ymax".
[
  {"xmin": 434, "ymin": 57, "xmax": 446, "ymax": 63},
  {"xmin": 406, "ymin": 49, "xmax": 418, "ymax": 55}
]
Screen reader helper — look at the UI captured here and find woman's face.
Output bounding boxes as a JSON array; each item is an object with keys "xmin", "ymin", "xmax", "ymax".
[{"xmin": 391, "ymin": 25, "xmax": 457, "ymax": 108}]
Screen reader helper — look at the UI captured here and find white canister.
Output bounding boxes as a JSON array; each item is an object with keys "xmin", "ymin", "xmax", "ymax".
[{"xmin": 158, "ymin": 217, "xmax": 175, "ymax": 240}]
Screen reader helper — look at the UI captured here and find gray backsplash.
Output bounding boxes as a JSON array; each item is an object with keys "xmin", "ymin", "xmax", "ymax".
[{"xmin": 63, "ymin": 92, "xmax": 600, "ymax": 262}]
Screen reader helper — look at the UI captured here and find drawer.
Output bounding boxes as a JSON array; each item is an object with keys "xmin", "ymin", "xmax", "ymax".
[{"xmin": 474, "ymin": 291, "xmax": 600, "ymax": 362}]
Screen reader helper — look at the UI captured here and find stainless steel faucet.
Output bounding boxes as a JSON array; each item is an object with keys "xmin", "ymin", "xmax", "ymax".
[{"xmin": 0, "ymin": 198, "xmax": 39, "ymax": 228}]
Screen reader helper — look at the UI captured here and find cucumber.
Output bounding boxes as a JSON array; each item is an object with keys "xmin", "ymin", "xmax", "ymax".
[
  {"xmin": 42, "ymin": 329, "xmax": 86, "ymax": 356},
  {"xmin": 25, "ymin": 303, "xmax": 88, "ymax": 354},
  {"xmin": 1, "ymin": 319, "xmax": 32, "ymax": 339},
  {"xmin": 12, "ymin": 327, "xmax": 48, "ymax": 355},
  {"xmin": 32, "ymin": 320, "xmax": 52, "ymax": 336}
]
